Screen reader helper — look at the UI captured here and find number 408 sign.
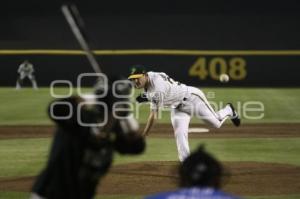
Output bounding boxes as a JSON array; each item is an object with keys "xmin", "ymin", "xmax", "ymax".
[{"xmin": 189, "ymin": 57, "xmax": 247, "ymax": 80}]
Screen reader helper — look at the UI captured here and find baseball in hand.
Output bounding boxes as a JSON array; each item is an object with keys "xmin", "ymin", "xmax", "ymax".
[{"xmin": 219, "ymin": 74, "xmax": 229, "ymax": 83}]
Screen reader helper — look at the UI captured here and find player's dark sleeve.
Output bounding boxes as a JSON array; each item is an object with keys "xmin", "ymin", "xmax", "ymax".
[
  {"xmin": 114, "ymin": 131, "xmax": 146, "ymax": 154},
  {"xmin": 136, "ymin": 92, "xmax": 149, "ymax": 103}
]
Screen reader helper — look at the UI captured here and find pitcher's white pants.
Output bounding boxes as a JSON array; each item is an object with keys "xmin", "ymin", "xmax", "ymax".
[{"xmin": 171, "ymin": 87, "xmax": 233, "ymax": 162}]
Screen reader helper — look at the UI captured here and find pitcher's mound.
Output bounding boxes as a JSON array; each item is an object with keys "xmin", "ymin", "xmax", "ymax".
[
  {"xmin": 98, "ymin": 161, "xmax": 300, "ymax": 196},
  {"xmin": 1, "ymin": 161, "xmax": 300, "ymax": 196}
]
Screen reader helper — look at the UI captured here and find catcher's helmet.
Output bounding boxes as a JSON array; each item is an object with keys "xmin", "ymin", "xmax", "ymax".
[{"xmin": 179, "ymin": 145, "xmax": 223, "ymax": 188}]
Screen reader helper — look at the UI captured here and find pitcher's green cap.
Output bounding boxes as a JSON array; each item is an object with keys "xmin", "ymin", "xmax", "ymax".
[{"xmin": 128, "ymin": 65, "xmax": 147, "ymax": 79}]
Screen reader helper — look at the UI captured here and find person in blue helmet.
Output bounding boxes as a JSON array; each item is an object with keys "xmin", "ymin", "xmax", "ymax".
[{"xmin": 145, "ymin": 146, "xmax": 243, "ymax": 199}]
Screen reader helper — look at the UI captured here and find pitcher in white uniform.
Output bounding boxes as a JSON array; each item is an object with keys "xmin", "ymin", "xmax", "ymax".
[{"xmin": 128, "ymin": 65, "xmax": 240, "ymax": 162}]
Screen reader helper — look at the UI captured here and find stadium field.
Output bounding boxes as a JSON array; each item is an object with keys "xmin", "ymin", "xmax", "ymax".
[
  {"xmin": 0, "ymin": 87, "xmax": 300, "ymax": 125},
  {"xmin": 0, "ymin": 87, "xmax": 300, "ymax": 199}
]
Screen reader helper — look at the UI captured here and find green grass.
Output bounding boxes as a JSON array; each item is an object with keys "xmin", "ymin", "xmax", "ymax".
[
  {"xmin": 0, "ymin": 192, "xmax": 30, "ymax": 199},
  {"xmin": 129, "ymin": 87, "xmax": 300, "ymax": 124},
  {"xmin": 0, "ymin": 87, "xmax": 92, "ymax": 125},
  {"xmin": 115, "ymin": 137, "xmax": 300, "ymax": 166},
  {"xmin": 1, "ymin": 87, "xmax": 300, "ymax": 199},
  {"xmin": 0, "ymin": 88, "xmax": 52, "ymax": 125},
  {"xmin": 0, "ymin": 87, "xmax": 300, "ymax": 125},
  {"xmin": 1, "ymin": 137, "xmax": 300, "ymax": 199},
  {"xmin": 1, "ymin": 137, "xmax": 300, "ymax": 178},
  {"xmin": 0, "ymin": 138, "xmax": 49, "ymax": 177},
  {"xmin": 0, "ymin": 137, "xmax": 300, "ymax": 198}
]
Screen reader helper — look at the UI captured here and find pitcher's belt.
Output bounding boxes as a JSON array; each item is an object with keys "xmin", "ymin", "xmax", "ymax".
[{"xmin": 177, "ymin": 93, "xmax": 218, "ymax": 120}]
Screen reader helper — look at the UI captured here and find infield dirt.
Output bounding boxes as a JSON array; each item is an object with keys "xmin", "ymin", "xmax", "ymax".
[{"xmin": 0, "ymin": 124, "xmax": 300, "ymax": 196}]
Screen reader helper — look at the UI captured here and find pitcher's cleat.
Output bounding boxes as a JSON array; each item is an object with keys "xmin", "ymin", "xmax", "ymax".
[{"xmin": 228, "ymin": 103, "xmax": 241, "ymax": 127}]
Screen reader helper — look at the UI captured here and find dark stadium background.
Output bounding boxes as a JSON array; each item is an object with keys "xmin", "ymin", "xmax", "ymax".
[{"xmin": 1, "ymin": 0, "xmax": 300, "ymax": 87}]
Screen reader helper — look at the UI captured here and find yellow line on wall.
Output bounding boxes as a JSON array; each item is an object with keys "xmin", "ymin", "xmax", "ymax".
[
  {"xmin": 1, "ymin": 49, "xmax": 300, "ymax": 55},
  {"xmin": 0, "ymin": 50, "xmax": 85, "ymax": 55}
]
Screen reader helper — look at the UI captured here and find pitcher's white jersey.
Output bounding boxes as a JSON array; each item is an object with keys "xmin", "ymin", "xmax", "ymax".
[
  {"xmin": 145, "ymin": 72, "xmax": 189, "ymax": 110},
  {"xmin": 143, "ymin": 71, "xmax": 237, "ymax": 162}
]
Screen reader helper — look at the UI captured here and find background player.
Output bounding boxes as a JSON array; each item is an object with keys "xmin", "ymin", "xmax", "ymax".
[
  {"xmin": 145, "ymin": 146, "xmax": 243, "ymax": 199},
  {"xmin": 128, "ymin": 65, "xmax": 240, "ymax": 162},
  {"xmin": 16, "ymin": 60, "xmax": 38, "ymax": 89}
]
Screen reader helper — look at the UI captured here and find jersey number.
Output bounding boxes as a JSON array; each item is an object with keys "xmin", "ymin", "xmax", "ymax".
[{"xmin": 159, "ymin": 74, "xmax": 181, "ymax": 85}]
